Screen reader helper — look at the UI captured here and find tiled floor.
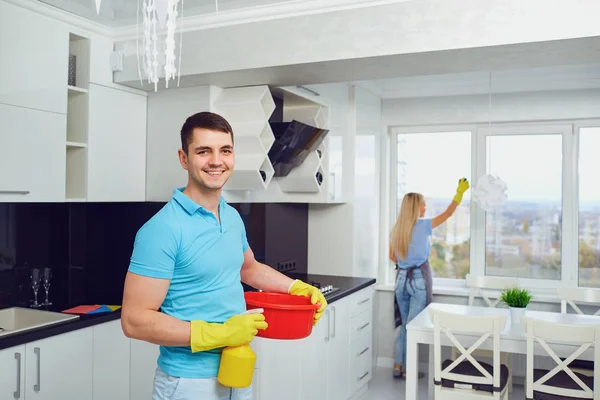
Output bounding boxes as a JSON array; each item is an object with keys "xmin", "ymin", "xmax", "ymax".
[{"xmin": 360, "ymin": 367, "xmax": 525, "ymax": 399}]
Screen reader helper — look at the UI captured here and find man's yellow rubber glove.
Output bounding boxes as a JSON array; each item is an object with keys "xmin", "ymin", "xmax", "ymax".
[
  {"xmin": 452, "ymin": 177, "xmax": 470, "ymax": 204},
  {"xmin": 288, "ymin": 280, "xmax": 328, "ymax": 326},
  {"xmin": 190, "ymin": 313, "xmax": 268, "ymax": 353}
]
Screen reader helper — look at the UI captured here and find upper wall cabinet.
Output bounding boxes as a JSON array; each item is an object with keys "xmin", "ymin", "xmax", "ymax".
[
  {"xmin": 0, "ymin": 103, "xmax": 66, "ymax": 202},
  {"xmin": 0, "ymin": 1, "xmax": 68, "ymax": 114},
  {"xmin": 145, "ymin": 86, "xmax": 214, "ymax": 202},
  {"xmin": 87, "ymin": 84, "xmax": 147, "ymax": 202}
]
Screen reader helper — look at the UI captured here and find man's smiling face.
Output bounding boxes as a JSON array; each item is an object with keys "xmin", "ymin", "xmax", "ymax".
[{"xmin": 180, "ymin": 127, "xmax": 234, "ymax": 191}]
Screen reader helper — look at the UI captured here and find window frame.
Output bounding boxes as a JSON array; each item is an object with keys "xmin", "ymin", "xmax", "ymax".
[
  {"xmin": 383, "ymin": 120, "xmax": 600, "ymax": 291},
  {"xmin": 474, "ymin": 123, "xmax": 575, "ymax": 291},
  {"xmin": 387, "ymin": 125, "xmax": 477, "ymax": 288},
  {"xmin": 573, "ymin": 119, "xmax": 600, "ymax": 287}
]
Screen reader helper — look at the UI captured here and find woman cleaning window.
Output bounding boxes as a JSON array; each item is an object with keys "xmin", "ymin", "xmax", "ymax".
[{"xmin": 390, "ymin": 178, "xmax": 470, "ymax": 379}]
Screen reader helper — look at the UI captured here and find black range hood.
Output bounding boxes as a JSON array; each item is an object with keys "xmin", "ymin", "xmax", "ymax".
[{"xmin": 267, "ymin": 120, "xmax": 329, "ymax": 177}]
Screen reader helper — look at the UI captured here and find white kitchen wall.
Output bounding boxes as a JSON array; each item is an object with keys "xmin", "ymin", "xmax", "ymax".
[
  {"xmin": 383, "ymin": 88, "xmax": 600, "ymax": 126},
  {"xmin": 307, "ymin": 84, "xmax": 382, "ymax": 278}
]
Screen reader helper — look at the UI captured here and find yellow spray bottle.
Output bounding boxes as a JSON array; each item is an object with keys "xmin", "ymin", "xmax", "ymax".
[{"xmin": 217, "ymin": 308, "xmax": 264, "ymax": 388}]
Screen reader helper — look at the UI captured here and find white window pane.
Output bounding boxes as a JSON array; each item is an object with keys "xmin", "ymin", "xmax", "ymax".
[
  {"xmin": 396, "ymin": 131, "xmax": 471, "ymax": 279},
  {"xmin": 484, "ymin": 134, "xmax": 562, "ymax": 280},
  {"xmin": 578, "ymin": 127, "xmax": 600, "ymax": 287}
]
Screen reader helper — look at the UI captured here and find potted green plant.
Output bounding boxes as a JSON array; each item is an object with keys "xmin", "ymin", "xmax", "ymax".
[{"xmin": 500, "ymin": 287, "xmax": 532, "ymax": 325}]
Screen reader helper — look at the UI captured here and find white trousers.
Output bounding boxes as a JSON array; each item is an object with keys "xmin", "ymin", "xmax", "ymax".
[{"xmin": 152, "ymin": 366, "xmax": 253, "ymax": 400}]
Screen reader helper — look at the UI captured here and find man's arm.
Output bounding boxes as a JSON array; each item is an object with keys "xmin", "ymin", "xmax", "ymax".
[
  {"xmin": 121, "ymin": 271, "xmax": 191, "ymax": 346},
  {"xmin": 240, "ymin": 247, "xmax": 295, "ymax": 293}
]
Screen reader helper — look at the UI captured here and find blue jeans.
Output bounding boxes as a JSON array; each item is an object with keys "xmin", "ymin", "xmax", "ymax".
[
  {"xmin": 394, "ymin": 268, "xmax": 428, "ymax": 367},
  {"xmin": 152, "ymin": 366, "xmax": 253, "ymax": 400}
]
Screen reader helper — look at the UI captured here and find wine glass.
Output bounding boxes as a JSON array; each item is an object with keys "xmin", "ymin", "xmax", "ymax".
[
  {"xmin": 42, "ymin": 268, "xmax": 52, "ymax": 306},
  {"xmin": 30, "ymin": 268, "xmax": 41, "ymax": 308}
]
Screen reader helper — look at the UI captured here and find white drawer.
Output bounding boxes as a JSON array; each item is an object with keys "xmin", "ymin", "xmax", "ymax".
[
  {"xmin": 350, "ymin": 310, "xmax": 372, "ymax": 343},
  {"xmin": 352, "ymin": 341, "xmax": 372, "ymax": 391},
  {"xmin": 352, "ymin": 332, "xmax": 373, "ymax": 362},
  {"xmin": 350, "ymin": 287, "xmax": 374, "ymax": 318}
]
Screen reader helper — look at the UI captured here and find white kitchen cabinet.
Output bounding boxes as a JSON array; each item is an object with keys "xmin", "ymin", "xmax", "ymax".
[
  {"xmin": 0, "ymin": 344, "xmax": 26, "ymax": 400},
  {"xmin": 24, "ymin": 328, "xmax": 93, "ymax": 400},
  {"xmin": 348, "ymin": 287, "xmax": 374, "ymax": 396},
  {"xmin": 327, "ymin": 299, "xmax": 352, "ymax": 399},
  {"xmin": 298, "ymin": 308, "xmax": 330, "ymax": 399},
  {"xmin": 0, "ymin": 1, "xmax": 68, "ymax": 114},
  {"xmin": 130, "ymin": 338, "xmax": 160, "ymax": 400},
  {"xmin": 0, "ymin": 103, "xmax": 66, "ymax": 202},
  {"xmin": 254, "ymin": 335, "xmax": 302, "ymax": 400},
  {"xmin": 87, "ymin": 83, "xmax": 147, "ymax": 202},
  {"xmin": 145, "ymin": 86, "xmax": 212, "ymax": 201},
  {"xmin": 93, "ymin": 320, "xmax": 130, "ymax": 400},
  {"xmin": 254, "ymin": 285, "xmax": 374, "ymax": 400}
]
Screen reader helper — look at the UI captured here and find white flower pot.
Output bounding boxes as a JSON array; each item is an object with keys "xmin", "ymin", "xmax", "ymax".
[{"xmin": 509, "ymin": 306, "xmax": 526, "ymax": 326}]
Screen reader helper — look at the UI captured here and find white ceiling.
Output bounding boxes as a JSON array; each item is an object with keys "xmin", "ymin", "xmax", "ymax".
[
  {"xmin": 38, "ymin": 0, "xmax": 296, "ymax": 27},
  {"xmin": 38, "ymin": 0, "xmax": 600, "ymax": 99}
]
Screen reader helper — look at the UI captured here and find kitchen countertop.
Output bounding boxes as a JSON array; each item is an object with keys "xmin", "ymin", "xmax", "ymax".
[
  {"xmin": 0, "ymin": 307, "xmax": 121, "ymax": 350},
  {"xmin": 0, "ymin": 274, "xmax": 375, "ymax": 350},
  {"xmin": 284, "ymin": 273, "xmax": 376, "ymax": 303}
]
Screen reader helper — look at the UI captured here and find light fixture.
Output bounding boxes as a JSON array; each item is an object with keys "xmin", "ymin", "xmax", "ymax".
[
  {"xmin": 133, "ymin": 0, "xmax": 184, "ymax": 91},
  {"xmin": 472, "ymin": 72, "xmax": 508, "ymax": 212}
]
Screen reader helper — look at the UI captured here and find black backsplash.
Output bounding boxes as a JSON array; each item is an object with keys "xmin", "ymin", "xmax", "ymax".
[{"xmin": 0, "ymin": 201, "xmax": 308, "ymax": 310}]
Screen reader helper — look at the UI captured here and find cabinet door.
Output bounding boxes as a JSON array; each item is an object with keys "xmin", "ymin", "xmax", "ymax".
[
  {"xmin": 0, "ymin": 1, "xmax": 67, "ymax": 114},
  {"xmin": 130, "ymin": 339, "xmax": 160, "ymax": 400},
  {"xmin": 0, "ymin": 345, "xmax": 25, "ymax": 400},
  {"xmin": 93, "ymin": 320, "xmax": 130, "ymax": 400},
  {"xmin": 24, "ymin": 328, "xmax": 93, "ymax": 399},
  {"xmin": 255, "ymin": 336, "xmax": 302, "ymax": 400},
  {"xmin": 0, "ymin": 104, "xmax": 66, "ymax": 202},
  {"xmin": 328, "ymin": 300, "xmax": 351, "ymax": 400},
  {"xmin": 299, "ymin": 308, "xmax": 330, "ymax": 399},
  {"xmin": 87, "ymin": 84, "xmax": 147, "ymax": 202}
]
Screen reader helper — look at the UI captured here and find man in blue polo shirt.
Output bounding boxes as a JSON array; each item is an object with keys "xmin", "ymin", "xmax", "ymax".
[{"xmin": 120, "ymin": 112, "xmax": 327, "ymax": 400}]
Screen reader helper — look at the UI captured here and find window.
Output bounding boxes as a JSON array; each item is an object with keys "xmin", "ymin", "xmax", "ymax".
[
  {"xmin": 482, "ymin": 133, "xmax": 563, "ymax": 281},
  {"xmin": 578, "ymin": 127, "xmax": 600, "ymax": 288},
  {"xmin": 393, "ymin": 130, "xmax": 471, "ymax": 279},
  {"xmin": 385, "ymin": 122, "xmax": 591, "ymax": 290}
]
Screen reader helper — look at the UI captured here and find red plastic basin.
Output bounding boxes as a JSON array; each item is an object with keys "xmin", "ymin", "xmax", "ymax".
[{"xmin": 244, "ymin": 292, "xmax": 319, "ymax": 340}]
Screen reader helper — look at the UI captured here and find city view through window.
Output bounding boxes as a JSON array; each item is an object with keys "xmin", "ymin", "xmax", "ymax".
[{"xmin": 395, "ymin": 127, "xmax": 600, "ymax": 287}]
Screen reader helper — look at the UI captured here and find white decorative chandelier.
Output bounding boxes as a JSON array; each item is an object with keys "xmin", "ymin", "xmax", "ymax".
[
  {"xmin": 94, "ymin": 0, "xmax": 184, "ymax": 92},
  {"xmin": 472, "ymin": 72, "xmax": 509, "ymax": 212}
]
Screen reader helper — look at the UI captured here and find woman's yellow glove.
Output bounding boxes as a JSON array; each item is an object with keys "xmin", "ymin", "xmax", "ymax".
[
  {"xmin": 452, "ymin": 177, "xmax": 470, "ymax": 204},
  {"xmin": 288, "ymin": 280, "xmax": 328, "ymax": 326},
  {"xmin": 190, "ymin": 313, "xmax": 268, "ymax": 353}
]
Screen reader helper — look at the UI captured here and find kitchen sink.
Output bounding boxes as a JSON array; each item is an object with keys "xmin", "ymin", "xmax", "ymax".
[{"xmin": 0, "ymin": 307, "xmax": 79, "ymax": 338}]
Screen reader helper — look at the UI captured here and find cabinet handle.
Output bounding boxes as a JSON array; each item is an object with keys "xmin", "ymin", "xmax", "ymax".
[
  {"xmin": 331, "ymin": 306, "xmax": 336, "ymax": 339},
  {"xmin": 0, "ymin": 190, "xmax": 29, "ymax": 195},
  {"xmin": 357, "ymin": 346, "xmax": 370, "ymax": 356},
  {"xmin": 357, "ymin": 298, "xmax": 370, "ymax": 305},
  {"xmin": 357, "ymin": 371, "xmax": 370, "ymax": 381},
  {"xmin": 324, "ymin": 309, "xmax": 330, "ymax": 342},
  {"xmin": 357, "ymin": 321, "xmax": 370, "ymax": 331},
  {"xmin": 14, "ymin": 352, "xmax": 21, "ymax": 399},
  {"xmin": 34, "ymin": 347, "xmax": 40, "ymax": 392}
]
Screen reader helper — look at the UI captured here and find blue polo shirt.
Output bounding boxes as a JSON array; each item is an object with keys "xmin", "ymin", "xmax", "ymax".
[
  {"xmin": 128, "ymin": 188, "xmax": 249, "ymax": 378},
  {"xmin": 396, "ymin": 218, "xmax": 433, "ymax": 269}
]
